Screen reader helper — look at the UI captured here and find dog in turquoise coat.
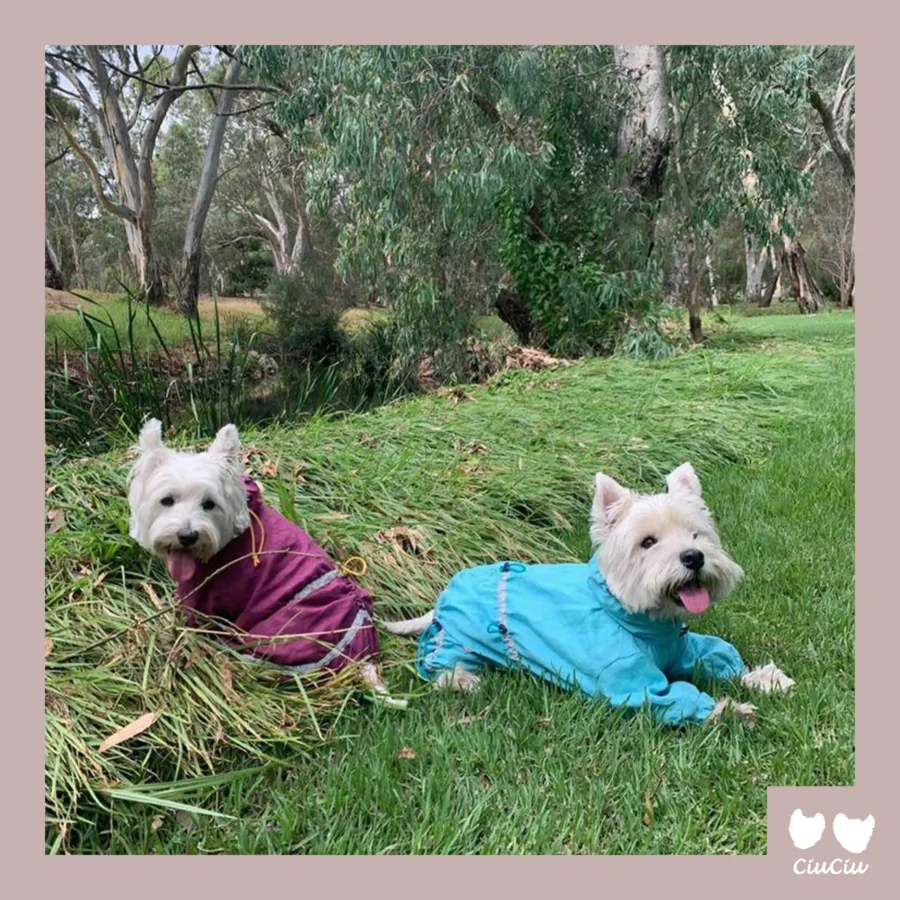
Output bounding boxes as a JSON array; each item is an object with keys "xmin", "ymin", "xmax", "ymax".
[{"xmin": 387, "ymin": 464, "xmax": 794, "ymax": 727}]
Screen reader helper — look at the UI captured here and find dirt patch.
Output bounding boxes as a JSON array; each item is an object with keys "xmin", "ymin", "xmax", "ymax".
[
  {"xmin": 45, "ymin": 289, "xmax": 82, "ymax": 312},
  {"xmin": 196, "ymin": 297, "xmax": 264, "ymax": 318}
]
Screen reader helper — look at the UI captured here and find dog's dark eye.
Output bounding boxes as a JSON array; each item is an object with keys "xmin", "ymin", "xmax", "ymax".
[
  {"xmin": 202, "ymin": 500, "xmax": 216, "ymax": 511},
  {"xmin": 160, "ymin": 496, "xmax": 175, "ymax": 507},
  {"xmin": 692, "ymin": 532, "xmax": 699, "ymax": 540},
  {"xmin": 641, "ymin": 536, "xmax": 657, "ymax": 549}
]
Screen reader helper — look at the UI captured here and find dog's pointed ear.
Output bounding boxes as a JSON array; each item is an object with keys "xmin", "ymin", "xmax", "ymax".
[
  {"xmin": 209, "ymin": 423, "xmax": 241, "ymax": 467},
  {"xmin": 666, "ymin": 463, "xmax": 702, "ymax": 499},
  {"xmin": 590, "ymin": 472, "xmax": 633, "ymax": 543},
  {"xmin": 138, "ymin": 418, "xmax": 164, "ymax": 453}
]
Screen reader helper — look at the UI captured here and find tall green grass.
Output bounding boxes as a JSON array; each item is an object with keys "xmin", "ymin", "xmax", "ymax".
[
  {"xmin": 45, "ymin": 293, "xmax": 271, "ymax": 457},
  {"xmin": 44, "ymin": 294, "xmax": 414, "ymax": 461}
]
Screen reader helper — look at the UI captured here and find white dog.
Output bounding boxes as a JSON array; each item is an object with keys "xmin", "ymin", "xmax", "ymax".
[
  {"xmin": 128, "ymin": 419, "xmax": 403, "ymax": 706},
  {"xmin": 387, "ymin": 463, "xmax": 793, "ymax": 727}
]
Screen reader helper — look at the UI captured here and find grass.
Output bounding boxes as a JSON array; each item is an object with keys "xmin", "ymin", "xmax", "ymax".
[
  {"xmin": 46, "ymin": 294, "xmax": 268, "ymax": 352},
  {"xmin": 45, "ymin": 310, "xmax": 854, "ymax": 854}
]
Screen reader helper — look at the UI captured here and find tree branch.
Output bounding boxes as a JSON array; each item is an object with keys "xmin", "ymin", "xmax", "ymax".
[
  {"xmin": 808, "ymin": 77, "xmax": 855, "ymax": 190},
  {"xmin": 45, "ymin": 146, "xmax": 70, "ymax": 168},
  {"xmin": 47, "ymin": 100, "xmax": 138, "ymax": 224},
  {"xmin": 96, "ymin": 50, "xmax": 278, "ymax": 96}
]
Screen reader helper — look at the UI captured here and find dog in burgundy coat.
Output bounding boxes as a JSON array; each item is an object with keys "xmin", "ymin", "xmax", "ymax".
[{"xmin": 127, "ymin": 419, "xmax": 404, "ymax": 705}]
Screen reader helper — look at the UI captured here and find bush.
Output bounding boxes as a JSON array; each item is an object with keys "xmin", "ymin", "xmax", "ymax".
[{"xmin": 262, "ymin": 269, "xmax": 348, "ymax": 368}]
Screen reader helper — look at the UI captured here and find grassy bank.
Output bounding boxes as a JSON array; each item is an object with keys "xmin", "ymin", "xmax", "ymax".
[{"xmin": 45, "ymin": 311, "xmax": 854, "ymax": 854}]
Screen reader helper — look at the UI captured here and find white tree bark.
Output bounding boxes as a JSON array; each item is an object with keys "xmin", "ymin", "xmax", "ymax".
[
  {"xmin": 614, "ymin": 45, "xmax": 671, "ymax": 174},
  {"xmin": 705, "ymin": 251, "xmax": 718, "ymax": 306},
  {"xmin": 744, "ymin": 234, "xmax": 769, "ymax": 303},
  {"xmin": 45, "ymin": 238, "xmax": 64, "ymax": 290},
  {"xmin": 613, "ymin": 45, "xmax": 672, "ymax": 260},
  {"xmin": 771, "ymin": 243, "xmax": 783, "ymax": 300}
]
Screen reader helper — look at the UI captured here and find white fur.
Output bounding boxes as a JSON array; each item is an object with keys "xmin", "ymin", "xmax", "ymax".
[
  {"xmin": 128, "ymin": 419, "xmax": 249, "ymax": 564},
  {"xmin": 590, "ymin": 463, "xmax": 744, "ymax": 617},
  {"xmin": 434, "ymin": 664, "xmax": 481, "ymax": 693},
  {"xmin": 383, "ymin": 610, "xmax": 434, "ymax": 636},
  {"xmin": 740, "ymin": 662, "xmax": 795, "ymax": 694}
]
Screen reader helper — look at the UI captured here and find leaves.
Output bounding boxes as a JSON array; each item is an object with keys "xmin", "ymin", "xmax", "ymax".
[
  {"xmin": 374, "ymin": 526, "xmax": 426, "ymax": 556},
  {"xmin": 47, "ymin": 508, "xmax": 66, "ymax": 534},
  {"xmin": 99, "ymin": 711, "xmax": 160, "ymax": 754}
]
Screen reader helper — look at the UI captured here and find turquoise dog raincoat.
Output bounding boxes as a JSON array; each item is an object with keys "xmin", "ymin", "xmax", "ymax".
[{"xmin": 416, "ymin": 555, "xmax": 745, "ymax": 726}]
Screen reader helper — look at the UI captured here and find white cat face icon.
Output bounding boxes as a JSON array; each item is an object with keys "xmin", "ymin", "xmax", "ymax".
[
  {"xmin": 789, "ymin": 809, "xmax": 826, "ymax": 849},
  {"xmin": 832, "ymin": 814, "xmax": 875, "ymax": 854}
]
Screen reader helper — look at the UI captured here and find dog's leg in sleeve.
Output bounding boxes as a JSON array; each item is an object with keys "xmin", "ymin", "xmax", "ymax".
[
  {"xmin": 668, "ymin": 632, "xmax": 746, "ymax": 683},
  {"xmin": 671, "ymin": 632, "xmax": 793, "ymax": 694},
  {"xmin": 416, "ymin": 623, "xmax": 483, "ymax": 692},
  {"xmin": 593, "ymin": 651, "xmax": 724, "ymax": 726}
]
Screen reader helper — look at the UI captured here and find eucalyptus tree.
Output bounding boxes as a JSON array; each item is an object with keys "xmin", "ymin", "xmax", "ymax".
[
  {"xmin": 216, "ymin": 118, "xmax": 315, "ymax": 279},
  {"xmin": 44, "ymin": 46, "xmax": 269, "ymax": 306},
  {"xmin": 44, "ymin": 46, "xmax": 204, "ymax": 303},
  {"xmin": 806, "ymin": 46, "xmax": 854, "ymax": 306},
  {"xmin": 179, "ymin": 53, "xmax": 244, "ymax": 315},
  {"xmin": 666, "ymin": 46, "xmax": 821, "ymax": 329},
  {"xmin": 251, "ymin": 45, "xmax": 680, "ymax": 358}
]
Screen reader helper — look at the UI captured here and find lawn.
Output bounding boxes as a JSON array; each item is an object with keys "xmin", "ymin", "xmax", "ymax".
[
  {"xmin": 45, "ymin": 292, "xmax": 269, "ymax": 353},
  {"xmin": 44, "ymin": 310, "xmax": 854, "ymax": 854}
]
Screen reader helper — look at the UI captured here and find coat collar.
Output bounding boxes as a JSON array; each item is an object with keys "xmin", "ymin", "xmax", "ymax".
[{"xmin": 586, "ymin": 553, "xmax": 685, "ymax": 640}]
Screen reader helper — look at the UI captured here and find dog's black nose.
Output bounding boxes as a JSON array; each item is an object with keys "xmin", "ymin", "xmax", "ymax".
[
  {"xmin": 680, "ymin": 548, "xmax": 705, "ymax": 571},
  {"xmin": 177, "ymin": 529, "xmax": 199, "ymax": 547}
]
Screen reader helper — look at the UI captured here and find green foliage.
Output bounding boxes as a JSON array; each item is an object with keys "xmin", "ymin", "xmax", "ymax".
[
  {"xmin": 250, "ymin": 45, "xmax": 650, "ymax": 362},
  {"xmin": 225, "ymin": 251, "xmax": 274, "ymax": 297},
  {"xmin": 262, "ymin": 271, "xmax": 347, "ymax": 367},
  {"xmin": 667, "ymin": 46, "xmax": 813, "ymax": 243}
]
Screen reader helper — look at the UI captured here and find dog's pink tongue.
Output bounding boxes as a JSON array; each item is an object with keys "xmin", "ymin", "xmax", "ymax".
[
  {"xmin": 678, "ymin": 585, "xmax": 710, "ymax": 614},
  {"xmin": 167, "ymin": 550, "xmax": 198, "ymax": 583}
]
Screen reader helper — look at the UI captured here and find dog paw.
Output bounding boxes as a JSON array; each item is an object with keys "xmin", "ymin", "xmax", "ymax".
[
  {"xmin": 741, "ymin": 662, "xmax": 795, "ymax": 694},
  {"xmin": 434, "ymin": 665, "xmax": 481, "ymax": 694},
  {"xmin": 359, "ymin": 663, "xmax": 408, "ymax": 709},
  {"xmin": 708, "ymin": 697, "xmax": 757, "ymax": 728}
]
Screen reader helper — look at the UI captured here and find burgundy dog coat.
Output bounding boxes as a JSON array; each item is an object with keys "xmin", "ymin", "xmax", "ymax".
[{"xmin": 170, "ymin": 477, "xmax": 378, "ymax": 674}]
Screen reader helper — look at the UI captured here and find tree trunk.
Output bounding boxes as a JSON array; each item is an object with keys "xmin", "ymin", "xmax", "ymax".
[
  {"xmin": 495, "ymin": 286, "xmax": 537, "ymax": 347},
  {"xmin": 758, "ymin": 243, "xmax": 781, "ymax": 308},
  {"xmin": 685, "ymin": 233, "xmax": 702, "ymax": 342},
  {"xmin": 613, "ymin": 45, "xmax": 672, "ymax": 262},
  {"xmin": 705, "ymin": 250, "xmax": 718, "ymax": 307},
  {"xmin": 45, "ymin": 238, "xmax": 64, "ymax": 290},
  {"xmin": 759, "ymin": 269, "xmax": 779, "ymax": 308},
  {"xmin": 840, "ymin": 243, "xmax": 855, "ymax": 308},
  {"xmin": 744, "ymin": 234, "xmax": 769, "ymax": 303},
  {"xmin": 781, "ymin": 233, "xmax": 824, "ymax": 313},
  {"xmin": 181, "ymin": 57, "xmax": 242, "ymax": 316},
  {"xmin": 771, "ymin": 243, "xmax": 783, "ymax": 300},
  {"xmin": 125, "ymin": 218, "xmax": 164, "ymax": 304}
]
